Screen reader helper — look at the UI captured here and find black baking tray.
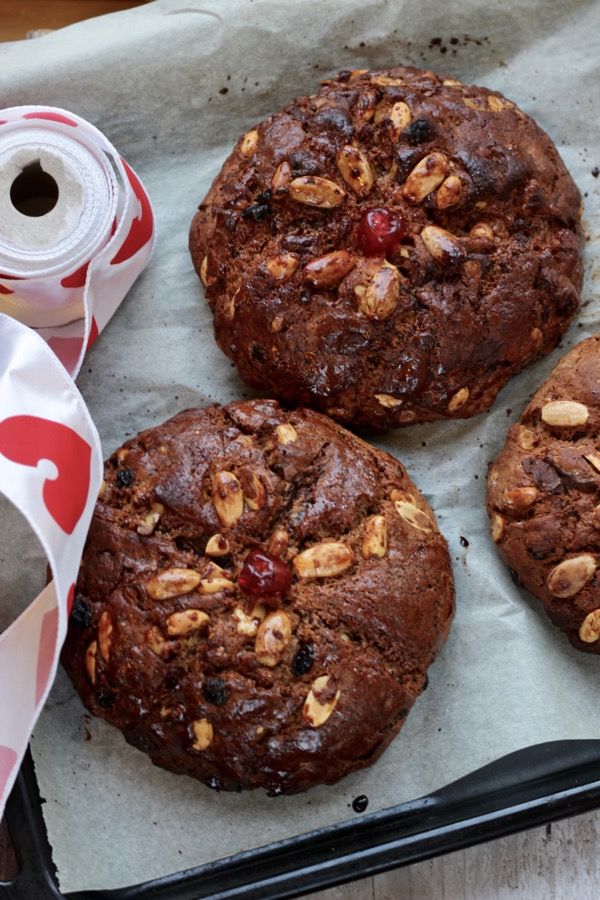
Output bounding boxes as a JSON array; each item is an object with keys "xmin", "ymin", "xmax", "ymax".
[{"xmin": 2, "ymin": 739, "xmax": 600, "ymax": 899}]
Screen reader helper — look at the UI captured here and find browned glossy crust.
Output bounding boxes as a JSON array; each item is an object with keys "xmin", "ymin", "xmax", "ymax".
[
  {"xmin": 62, "ymin": 400, "xmax": 454, "ymax": 794},
  {"xmin": 487, "ymin": 337, "xmax": 600, "ymax": 654},
  {"xmin": 189, "ymin": 66, "xmax": 583, "ymax": 430}
]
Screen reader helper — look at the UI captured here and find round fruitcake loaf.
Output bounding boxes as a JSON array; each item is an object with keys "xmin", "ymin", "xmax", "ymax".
[
  {"xmin": 190, "ymin": 66, "xmax": 583, "ymax": 430},
  {"xmin": 62, "ymin": 399, "xmax": 454, "ymax": 794},
  {"xmin": 488, "ymin": 337, "xmax": 600, "ymax": 654}
]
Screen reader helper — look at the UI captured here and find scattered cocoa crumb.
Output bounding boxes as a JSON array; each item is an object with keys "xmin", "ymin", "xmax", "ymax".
[
  {"xmin": 219, "ymin": 87, "xmax": 228, "ymax": 95},
  {"xmin": 592, "ymin": 167, "xmax": 599, "ymax": 178}
]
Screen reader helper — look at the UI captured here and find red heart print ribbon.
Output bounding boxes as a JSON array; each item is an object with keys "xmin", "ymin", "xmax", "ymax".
[{"xmin": 0, "ymin": 107, "xmax": 155, "ymax": 816}]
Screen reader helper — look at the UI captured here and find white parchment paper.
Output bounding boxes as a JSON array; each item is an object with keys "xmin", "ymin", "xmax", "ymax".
[{"xmin": 1, "ymin": 0, "xmax": 600, "ymax": 891}]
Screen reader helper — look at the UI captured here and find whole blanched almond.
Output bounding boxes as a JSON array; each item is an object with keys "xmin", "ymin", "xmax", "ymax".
[
  {"xmin": 205, "ymin": 533, "xmax": 230, "ymax": 557},
  {"xmin": 436, "ymin": 175, "xmax": 463, "ymax": 209},
  {"xmin": 371, "ymin": 75, "xmax": 406, "ymax": 86},
  {"xmin": 255, "ymin": 610, "xmax": 293, "ymax": 666},
  {"xmin": 266, "ymin": 253, "xmax": 299, "ymax": 281},
  {"xmin": 98, "ymin": 611, "xmax": 113, "ymax": 662},
  {"xmin": 293, "ymin": 542, "xmax": 354, "ymax": 578},
  {"xmin": 289, "ymin": 176, "xmax": 346, "ymax": 208},
  {"xmin": 375, "ymin": 393, "xmax": 403, "ymax": 409},
  {"xmin": 212, "ymin": 471, "xmax": 244, "ymax": 527},
  {"xmin": 374, "ymin": 100, "xmax": 411, "ymax": 138},
  {"xmin": 200, "ymin": 256, "xmax": 209, "ymax": 288},
  {"xmin": 541, "ymin": 400, "xmax": 589, "ymax": 428},
  {"xmin": 233, "ymin": 604, "xmax": 266, "ymax": 636},
  {"xmin": 502, "ymin": 487, "xmax": 538, "ymax": 510},
  {"xmin": 240, "ymin": 129, "xmax": 259, "ymax": 157},
  {"xmin": 394, "ymin": 500, "xmax": 432, "ymax": 533},
  {"xmin": 303, "ymin": 675, "xmax": 340, "ymax": 727},
  {"xmin": 490, "ymin": 513, "xmax": 505, "ymax": 543},
  {"xmin": 547, "ymin": 554, "xmax": 597, "ymax": 598},
  {"xmin": 402, "ymin": 152, "xmax": 448, "ymax": 204},
  {"xmin": 470, "ymin": 222, "xmax": 495, "ymax": 242},
  {"xmin": 147, "ymin": 568, "xmax": 202, "ymax": 600},
  {"xmin": 137, "ymin": 502, "xmax": 164, "ymax": 536},
  {"xmin": 421, "ymin": 225, "xmax": 463, "ymax": 261},
  {"xmin": 579, "ymin": 609, "xmax": 600, "ymax": 643},
  {"xmin": 584, "ymin": 453, "xmax": 600, "ymax": 474},
  {"xmin": 448, "ymin": 387, "xmax": 469, "ymax": 412},
  {"xmin": 166, "ymin": 609, "xmax": 209, "ymax": 637},
  {"xmin": 238, "ymin": 468, "xmax": 266, "ymax": 511},
  {"xmin": 199, "ymin": 561, "xmax": 235, "ymax": 594},
  {"xmin": 517, "ymin": 428, "xmax": 537, "ymax": 451},
  {"xmin": 357, "ymin": 261, "xmax": 401, "ymax": 320},
  {"xmin": 191, "ymin": 718, "xmax": 213, "ymax": 750},
  {"xmin": 271, "ymin": 160, "xmax": 292, "ymax": 194},
  {"xmin": 276, "ymin": 423, "xmax": 297, "ymax": 445},
  {"xmin": 85, "ymin": 641, "xmax": 97, "ymax": 684},
  {"xmin": 361, "ymin": 515, "xmax": 388, "ymax": 559},
  {"xmin": 268, "ymin": 528, "xmax": 289, "ymax": 557},
  {"xmin": 488, "ymin": 95, "xmax": 513, "ymax": 112},
  {"xmin": 336, "ymin": 145, "xmax": 374, "ymax": 196},
  {"xmin": 303, "ymin": 250, "xmax": 355, "ymax": 288}
]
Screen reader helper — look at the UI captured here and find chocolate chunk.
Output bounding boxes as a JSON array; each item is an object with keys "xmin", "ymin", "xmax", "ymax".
[{"xmin": 521, "ymin": 456, "xmax": 564, "ymax": 493}]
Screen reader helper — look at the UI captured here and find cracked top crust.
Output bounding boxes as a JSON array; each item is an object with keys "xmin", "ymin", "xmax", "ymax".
[
  {"xmin": 61, "ymin": 399, "xmax": 454, "ymax": 794},
  {"xmin": 487, "ymin": 337, "xmax": 600, "ymax": 654},
  {"xmin": 190, "ymin": 65, "xmax": 583, "ymax": 430}
]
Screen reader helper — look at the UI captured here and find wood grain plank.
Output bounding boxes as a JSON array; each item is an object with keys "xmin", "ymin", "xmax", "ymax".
[
  {"xmin": 306, "ymin": 811, "xmax": 600, "ymax": 899},
  {"xmin": 0, "ymin": 0, "xmax": 146, "ymax": 42}
]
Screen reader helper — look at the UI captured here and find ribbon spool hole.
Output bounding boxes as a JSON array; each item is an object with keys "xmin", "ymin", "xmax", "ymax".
[{"xmin": 10, "ymin": 160, "xmax": 59, "ymax": 217}]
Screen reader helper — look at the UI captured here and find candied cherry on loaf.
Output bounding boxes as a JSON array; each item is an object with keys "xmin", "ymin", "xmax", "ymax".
[
  {"xmin": 356, "ymin": 208, "xmax": 405, "ymax": 256},
  {"xmin": 239, "ymin": 549, "xmax": 292, "ymax": 597}
]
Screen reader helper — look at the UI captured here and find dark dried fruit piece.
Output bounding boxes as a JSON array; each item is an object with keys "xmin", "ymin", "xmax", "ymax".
[
  {"xmin": 242, "ymin": 202, "xmax": 271, "ymax": 221},
  {"xmin": 239, "ymin": 549, "xmax": 292, "ymax": 597},
  {"xmin": 205, "ymin": 775, "xmax": 222, "ymax": 791},
  {"xmin": 69, "ymin": 596, "xmax": 93, "ymax": 629},
  {"xmin": 403, "ymin": 118, "xmax": 434, "ymax": 145},
  {"xmin": 96, "ymin": 690, "xmax": 116, "ymax": 708},
  {"xmin": 202, "ymin": 677, "xmax": 229, "ymax": 706},
  {"xmin": 291, "ymin": 641, "xmax": 314, "ymax": 675},
  {"xmin": 115, "ymin": 467, "xmax": 135, "ymax": 488}
]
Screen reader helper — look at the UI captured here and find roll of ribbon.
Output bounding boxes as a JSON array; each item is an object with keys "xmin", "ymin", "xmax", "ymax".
[{"xmin": 0, "ymin": 107, "xmax": 155, "ymax": 817}]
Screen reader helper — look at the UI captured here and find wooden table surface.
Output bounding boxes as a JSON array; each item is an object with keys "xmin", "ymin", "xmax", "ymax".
[{"xmin": 0, "ymin": 3, "xmax": 599, "ymax": 898}]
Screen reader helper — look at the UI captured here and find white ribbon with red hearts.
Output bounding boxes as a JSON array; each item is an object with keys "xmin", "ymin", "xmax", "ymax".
[{"xmin": 0, "ymin": 107, "xmax": 155, "ymax": 817}]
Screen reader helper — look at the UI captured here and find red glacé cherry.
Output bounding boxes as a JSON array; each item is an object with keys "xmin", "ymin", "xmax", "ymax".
[
  {"xmin": 357, "ymin": 208, "xmax": 404, "ymax": 256},
  {"xmin": 239, "ymin": 549, "xmax": 292, "ymax": 597}
]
